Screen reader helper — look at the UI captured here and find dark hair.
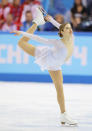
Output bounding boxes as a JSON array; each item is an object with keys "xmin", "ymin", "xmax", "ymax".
[
  {"xmin": 58, "ymin": 22, "xmax": 69, "ymax": 37},
  {"xmin": 72, "ymin": 0, "xmax": 83, "ymax": 12}
]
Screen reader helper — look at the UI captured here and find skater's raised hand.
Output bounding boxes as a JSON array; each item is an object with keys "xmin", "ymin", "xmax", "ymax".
[
  {"xmin": 44, "ymin": 15, "xmax": 52, "ymax": 22},
  {"xmin": 10, "ymin": 31, "xmax": 21, "ymax": 36}
]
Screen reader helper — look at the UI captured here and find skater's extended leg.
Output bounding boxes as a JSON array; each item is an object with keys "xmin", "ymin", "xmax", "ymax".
[
  {"xmin": 18, "ymin": 7, "xmax": 46, "ymax": 56},
  {"xmin": 18, "ymin": 23, "xmax": 37, "ymax": 56}
]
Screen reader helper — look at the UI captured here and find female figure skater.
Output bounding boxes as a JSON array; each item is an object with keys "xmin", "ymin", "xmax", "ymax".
[{"xmin": 11, "ymin": 8, "xmax": 78, "ymax": 125}]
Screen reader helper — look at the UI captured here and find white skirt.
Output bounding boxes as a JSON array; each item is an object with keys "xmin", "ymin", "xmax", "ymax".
[{"xmin": 34, "ymin": 46, "xmax": 61, "ymax": 71}]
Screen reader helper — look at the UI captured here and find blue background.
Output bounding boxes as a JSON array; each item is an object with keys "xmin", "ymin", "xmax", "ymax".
[{"xmin": 0, "ymin": 32, "xmax": 92, "ymax": 83}]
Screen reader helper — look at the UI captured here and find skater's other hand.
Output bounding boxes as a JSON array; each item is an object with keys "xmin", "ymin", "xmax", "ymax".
[
  {"xmin": 10, "ymin": 31, "xmax": 21, "ymax": 36},
  {"xmin": 44, "ymin": 15, "xmax": 52, "ymax": 22}
]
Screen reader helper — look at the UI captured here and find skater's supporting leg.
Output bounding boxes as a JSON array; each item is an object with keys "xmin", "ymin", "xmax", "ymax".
[{"xmin": 48, "ymin": 70, "xmax": 65, "ymax": 113}]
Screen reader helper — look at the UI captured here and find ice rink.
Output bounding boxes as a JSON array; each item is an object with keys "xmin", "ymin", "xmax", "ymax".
[{"xmin": 0, "ymin": 82, "xmax": 92, "ymax": 131}]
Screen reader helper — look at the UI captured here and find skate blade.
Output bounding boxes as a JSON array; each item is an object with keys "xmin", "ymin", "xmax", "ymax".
[
  {"xmin": 61, "ymin": 122, "xmax": 78, "ymax": 126},
  {"xmin": 61, "ymin": 122, "xmax": 65, "ymax": 125},
  {"xmin": 38, "ymin": 6, "xmax": 48, "ymax": 15}
]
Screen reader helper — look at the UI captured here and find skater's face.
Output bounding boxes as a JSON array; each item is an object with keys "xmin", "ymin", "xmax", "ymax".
[{"xmin": 61, "ymin": 24, "xmax": 73, "ymax": 37}]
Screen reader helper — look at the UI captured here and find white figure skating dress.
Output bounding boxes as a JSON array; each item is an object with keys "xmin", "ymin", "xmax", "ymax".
[
  {"xmin": 19, "ymin": 31, "xmax": 68, "ymax": 71},
  {"xmin": 34, "ymin": 38, "xmax": 68, "ymax": 71}
]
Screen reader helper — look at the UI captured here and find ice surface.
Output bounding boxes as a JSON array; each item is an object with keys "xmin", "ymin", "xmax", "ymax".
[{"xmin": 0, "ymin": 82, "xmax": 92, "ymax": 131}]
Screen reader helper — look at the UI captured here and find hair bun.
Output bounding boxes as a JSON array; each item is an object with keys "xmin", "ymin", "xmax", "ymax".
[{"xmin": 58, "ymin": 32, "xmax": 63, "ymax": 37}]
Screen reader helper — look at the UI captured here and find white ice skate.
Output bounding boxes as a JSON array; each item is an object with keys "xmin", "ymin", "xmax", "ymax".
[
  {"xmin": 60, "ymin": 112, "xmax": 78, "ymax": 126},
  {"xmin": 33, "ymin": 7, "xmax": 46, "ymax": 26}
]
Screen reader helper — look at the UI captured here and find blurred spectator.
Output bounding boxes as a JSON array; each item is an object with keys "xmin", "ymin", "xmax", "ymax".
[
  {"xmin": 10, "ymin": 0, "xmax": 22, "ymax": 29},
  {"xmin": 21, "ymin": 0, "xmax": 41, "ymax": 23},
  {"xmin": 1, "ymin": 13, "xmax": 17, "ymax": 32},
  {"xmin": 44, "ymin": 14, "xmax": 64, "ymax": 31},
  {"xmin": 55, "ymin": 14, "xmax": 64, "ymax": 25},
  {"xmin": 70, "ymin": 0, "xmax": 88, "ymax": 31},
  {"xmin": 48, "ymin": 0, "xmax": 66, "ymax": 17},
  {"xmin": 20, "ymin": 10, "xmax": 33, "ymax": 31},
  {"xmin": 87, "ymin": 1, "xmax": 92, "ymax": 18},
  {"xmin": 20, "ymin": 10, "xmax": 40, "ymax": 31},
  {"xmin": 0, "ymin": 0, "xmax": 12, "ymax": 29}
]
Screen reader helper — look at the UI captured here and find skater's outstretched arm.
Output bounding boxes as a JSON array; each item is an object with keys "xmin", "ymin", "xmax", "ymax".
[{"xmin": 12, "ymin": 30, "xmax": 59, "ymax": 46}]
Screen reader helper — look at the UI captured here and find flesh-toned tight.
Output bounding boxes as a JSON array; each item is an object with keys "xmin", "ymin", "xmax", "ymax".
[{"xmin": 18, "ymin": 23, "xmax": 66, "ymax": 113}]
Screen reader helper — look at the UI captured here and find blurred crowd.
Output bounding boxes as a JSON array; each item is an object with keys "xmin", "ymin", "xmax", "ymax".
[
  {"xmin": 0, "ymin": 0, "xmax": 41, "ymax": 32},
  {"xmin": 69, "ymin": 0, "xmax": 92, "ymax": 31},
  {"xmin": 0, "ymin": 0, "xmax": 92, "ymax": 32},
  {"xmin": 47, "ymin": 0, "xmax": 92, "ymax": 32}
]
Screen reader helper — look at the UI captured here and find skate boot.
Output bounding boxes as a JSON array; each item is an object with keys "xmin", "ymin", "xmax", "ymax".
[
  {"xmin": 60, "ymin": 112, "xmax": 78, "ymax": 126},
  {"xmin": 33, "ymin": 7, "xmax": 46, "ymax": 26}
]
